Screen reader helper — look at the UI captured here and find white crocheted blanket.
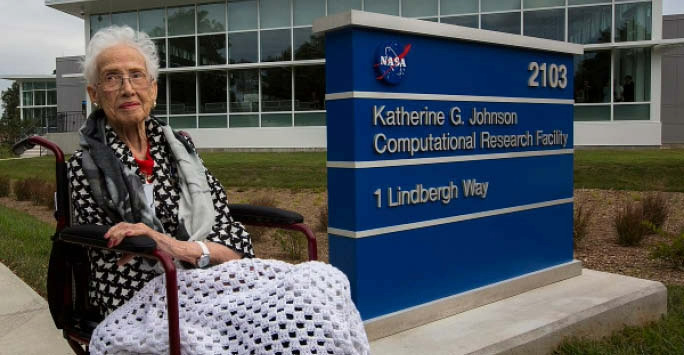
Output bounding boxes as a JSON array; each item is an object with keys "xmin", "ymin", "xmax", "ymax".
[{"xmin": 89, "ymin": 259, "xmax": 370, "ymax": 355}]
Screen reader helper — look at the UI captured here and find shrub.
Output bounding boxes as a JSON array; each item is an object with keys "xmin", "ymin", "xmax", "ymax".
[
  {"xmin": 13, "ymin": 178, "xmax": 54, "ymax": 208},
  {"xmin": 614, "ymin": 203, "xmax": 649, "ymax": 246},
  {"xmin": 573, "ymin": 203, "xmax": 591, "ymax": 246},
  {"xmin": 650, "ymin": 229, "xmax": 684, "ymax": 270},
  {"xmin": 14, "ymin": 179, "xmax": 32, "ymax": 201},
  {"xmin": 0, "ymin": 176, "xmax": 9, "ymax": 198},
  {"xmin": 317, "ymin": 205, "xmax": 328, "ymax": 232},
  {"xmin": 246, "ymin": 195, "xmax": 278, "ymax": 241},
  {"xmin": 641, "ymin": 192, "xmax": 669, "ymax": 229},
  {"xmin": 274, "ymin": 230, "xmax": 306, "ymax": 261}
]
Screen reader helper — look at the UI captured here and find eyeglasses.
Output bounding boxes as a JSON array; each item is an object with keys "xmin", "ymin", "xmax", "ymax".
[{"xmin": 97, "ymin": 71, "xmax": 151, "ymax": 91}]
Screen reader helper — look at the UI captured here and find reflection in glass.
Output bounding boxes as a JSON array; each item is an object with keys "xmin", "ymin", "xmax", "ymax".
[
  {"xmin": 440, "ymin": 0, "xmax": 478, "ymax": 15},
  {"xmin": 481, "ymin": 0, "xmax": 520, "ymax": 12},
  {"xmin": 295, "ymin": 66, "xmax": 325, "ymax": 111},
  {"xmin": 111, "ymin": 12, "xmax": 137, "ymax": 30},
  {"xmin": 47, "ymin": 90, "xmax": 57, "ymax": 105},
  {"xmin": 23, "ymin": 91, "xmax": 32, "ymax": 106},
  {"xmin": 228, "ymin": 32, "xmax": 258, "ymax": 63},
  {"xmin": 199, "ymin": 115, "xmax": 228, "ymax": 128},
  {"xmin": 199, "ymin": 34, "xmax": 226, "ymax": 65},
  {"xmin": 328, "ymin": 0, "xmax": 362, "ymax": 15},
  {"xmin": 154, "ymin": 39, "xmax": 166, "ymax": 68},
  {"xmin": 615, "ymin": 2, "xmax": 652, "ymax": 42},
  {"xmin": 614, "ymin": 48, "xmax": 651, "ymax": 102},
  {"xmin": 261, "ymin": 67, "xmax": 292, "ymax": 112},
  {"xmin": 568, "ymin": 0, "xmax": 606, "ymax": 5},
  {"xmin": 23, "ymin": 82, "xmax": 33, "ymax": 90},
  {"xmin": 139, "ymin": 8, "xmax": 165, "ymax": 37},
  {"xmin": 260, "ymin": 0, "xmax": 290, "ymax": 29},
  {"xmin": 441, "ymin": 15, "xmax": 478, "ymax": 28},
  {"xmin": 294, "ymin": 27, "xmax": 324, "ymax": 60},
  {"xmin": 402, "ymin": 0, "xmax": 437, "ymax": 18},
  {"xmin": 568, "ymin": 6, "xmax": 611, "ymax": 44},
  {"xmin": 228, "ymin": 0, "xmax": 257, "ymax": 31},
  {"xmin": 261, "ymin": 113, "xmax": 292, "ymax": 127},
  {"xmin": 34, "ymin": 82, "xmax": 46, "ymax": 89},
  {"xmin": 169, "ymin": 116, "xmax": 197, "ymax": 129},
  {"xmin": 229, "ymin": 69, "xmax": 259, "ymax": 112},
  {"xmin": 169, "ymin": 72, "xmax": 196, "ymax": 114},
  {"xmin": 198, "ymin": 3, "xmax": 226, "ymax": 33},
  {"xmin": 90, "ymin": 14, "xmax": 111, "ymax": 37},
  {"xmin": 198, "ymin": 71, "xmax": 227, "ymax": 113},
  {"xmin": 46, "ymin": 81, "xmax": 56, "ymax": 89},
  {"xmin": 482, "ymin": 12, "xmax": 520, "ymax": 34},
  {"xmin": 35, "ymin": 91, "xmax": 46, "ymax": 106},
  {"xmin": 574, "ymin": 51, "xmax": 610, "ymax": 103},
  {"xmin": 365, "ymin": 0, "xmax": 399, "ymax": 16},
  {"xmin": 230, "ymin": 114, "xmax": 259, "ymax": 127},
  {"xmin": 168, "ymin": 6, "xmax": 195, "ymax": 36},
  {"xmin": 153, "ymin": 74, "xmax": 167, "ymax": 116},
  {"xmin": 169, "ymin": 37, "xmax": 196, "ymax": 67},
  {"xmin": 294, "ymin": 0, "xmax": 325, "ymax": 26},
  {"xmin": 574, "ymin": 105, "xmax": 610, "ymax": 121},
  {"xmin": 261, "ymin": 29, "xmax": 292, "ymax": 62},
  {"xmin": 524, "ymin": 0, "xmax": 564, "ymax": 8},
  {"xmin": 295, "ymin": 112, "xmax": 325, "ymax": 126},
  {"xmin": 524, "ymin": 9, "xmax": 564, "ymax": 41},
  {"xmin": 614, "ymin": 104, "xmax": 650, "ymax": 120}
]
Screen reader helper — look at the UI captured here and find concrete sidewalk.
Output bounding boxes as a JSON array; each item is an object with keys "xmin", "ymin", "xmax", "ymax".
[{"xmin": 0, "ymin": 262, "xmax": 72, "ymax": 355}]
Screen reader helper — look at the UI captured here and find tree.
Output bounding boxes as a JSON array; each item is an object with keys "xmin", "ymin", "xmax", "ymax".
[{"xmin": 1, "ymin": 81, "xmax": 20, "ymax": 120}]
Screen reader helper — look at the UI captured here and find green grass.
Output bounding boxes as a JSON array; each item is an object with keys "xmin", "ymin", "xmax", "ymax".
[
  {"xmin": 574, "ymin": 150, "xmax": 684, "ymax": 192},
  {"xmin": 0, "ymin": 204, "xmax": 53, "ymax": 297},
  {"xmin": 553, "ymin": 285, "xmax": 684, "ymax": 355},
  {"xmin": 0, "ymin": 152, "xmax": 328, "ymax": 191}
]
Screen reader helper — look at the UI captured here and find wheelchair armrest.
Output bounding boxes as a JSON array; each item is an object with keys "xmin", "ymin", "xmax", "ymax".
[
  {"xmin": 228, "ymin": 204, "xmax": 304, "ymax": 226},
  {"xmin": 57, "ymin": 224, "xmax": 157, "ymax": 254}
]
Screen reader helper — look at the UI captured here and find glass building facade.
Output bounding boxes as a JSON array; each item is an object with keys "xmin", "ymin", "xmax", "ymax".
[
  {"xmin": 87, "ymin": 0, "xmax": 655, "ymax": 128},
  {"xmin": 19, "ymin": 80, "xmax": 58, "ymax": 132}
]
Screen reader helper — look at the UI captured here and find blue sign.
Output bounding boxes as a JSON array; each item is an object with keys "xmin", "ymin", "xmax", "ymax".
[{"xmin": 320, "ymin": 17, "xmax": 579, "ymax": 321}]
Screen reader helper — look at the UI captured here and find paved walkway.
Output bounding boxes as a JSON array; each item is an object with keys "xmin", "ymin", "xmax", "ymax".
[{"xmin": 0, "ymin": 262, "xmax": 72, "ymax": 355}]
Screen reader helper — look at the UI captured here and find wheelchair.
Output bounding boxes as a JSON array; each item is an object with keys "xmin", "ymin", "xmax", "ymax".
[{"xmin": 12, "ymin": 136, "xmax": 319, "ymax": 355}]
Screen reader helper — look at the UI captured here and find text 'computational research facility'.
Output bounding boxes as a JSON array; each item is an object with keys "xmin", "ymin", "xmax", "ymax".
[{"xmin": 7, "ymin": 0, "xmax": 684, "ymax": 149}]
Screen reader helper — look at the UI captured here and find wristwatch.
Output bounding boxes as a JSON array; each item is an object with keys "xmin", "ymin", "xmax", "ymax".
[{"xmin": 194, "ymin": 240, "xmax": 211, "ymax": 268}]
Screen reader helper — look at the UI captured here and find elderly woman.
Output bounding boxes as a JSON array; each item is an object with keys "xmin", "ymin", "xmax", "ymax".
[{"xmin": 69, "ymin": 26, "xmax": 369, "ymax": 354}]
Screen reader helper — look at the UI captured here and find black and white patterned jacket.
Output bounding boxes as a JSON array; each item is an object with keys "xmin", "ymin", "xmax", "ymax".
[{"xmin": 67, "ymin": 118, "xmax": 254, "ymax": 316}]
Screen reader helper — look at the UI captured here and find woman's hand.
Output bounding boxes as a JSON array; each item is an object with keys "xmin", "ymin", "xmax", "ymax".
[{"xmin": 104, "ymin": 222, "xmax": 167, "ymax": 266}]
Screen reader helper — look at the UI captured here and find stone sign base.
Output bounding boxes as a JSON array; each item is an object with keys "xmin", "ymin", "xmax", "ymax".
[{"xmin": 369, "ymin": 269, "xmax": 667, "ymax": 355}]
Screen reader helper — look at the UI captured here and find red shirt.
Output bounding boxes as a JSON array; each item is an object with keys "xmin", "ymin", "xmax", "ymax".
[{"xmin": 134, "ymin": 146, "xmax": 154, "ymax": 182}]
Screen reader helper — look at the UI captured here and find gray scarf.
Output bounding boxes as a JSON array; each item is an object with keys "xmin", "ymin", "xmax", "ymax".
[{"xmin": 79, "ymin": 109, "xmax": 215, "ymax": 244}]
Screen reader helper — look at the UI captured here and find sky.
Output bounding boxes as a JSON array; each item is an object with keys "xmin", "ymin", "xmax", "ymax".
[{"xmin": 1, "ymin": 0, "xmax": 684, "ymax": 115}]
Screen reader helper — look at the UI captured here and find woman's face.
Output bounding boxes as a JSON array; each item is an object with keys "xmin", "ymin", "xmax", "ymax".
[{"xmin": 87, "ymin": 44, "xmax": 158, "ymax": 128}]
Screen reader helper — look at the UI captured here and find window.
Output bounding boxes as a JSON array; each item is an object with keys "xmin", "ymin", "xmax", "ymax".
[
  {"xmin": 328, "ymin": 0, "xmax": 362, "ymax": 15},
  {"xmin": 365, "ymin": 0, "xmax": 399, "ymax": 16},
  {"xmin": 260, "ymin": 0, "xmax": 290, "ymax": 29},
  {"xmin": 23, "ymin": 91, "xmax": 33, "ymax": 106},
  {"xmin": 199, "ymin": 115, "xmax": 228, "ymax": 128},
  {"xmin": 198, "ymin": 71, "xmax": 227, "ymax": 113},
  {"xmin": 441, "ymin": 15, "xmax": 478, "ymax": 28},
  {"xmin": 615, "ymin": 2, "xmax": 652, "ymax": 42},
  {"xmin": 153, "ymin": 74, "xmax": 167, "ymax": 116},
  {"xmin": 198, "ymin": 3, "xmax": 226, "ymax": 33},
  {"xmin": 230, "ymin": 114, "xmax": 259, "ymax": 127},
  {"xmin": 261, "ymin": 113, "xmax": 292, "ymax": 127},
  {"xmin": 90, "ymin": 14, "xmax": 111, "ymax": 37},
  {"xmin": 228, "ymin": 0, "xmax": 257, "ymax": 31},
  {"xmin": 294, "ymin": 27, "xmax": 324, "ymax": 60},
  {"xmin": 169, "ymin": 37, "xmax": 196, "ymax": 67},
  {"xmin": 481, "ymin": 0, "xmax": 520, "ymax": 12},
  {"xmin": 524, "ymin": 9, "xmax": 565, "ymax": 41},
  {"xmin": 111, "ymin": 11, "xmax": 137, "ymax": 30},
  {"xmin": 228, "ymin": 32, "xmax": 258, "ymax": 63},
  {"xmin": 295, "ymin": 112, "xmax": 326, "ymax": 126},
  {"xmin": 440, "ymin": 0, "xmax": 478, "ymax": 15},
  {"xmin": 574, "ymin": 51, "xmax": 611, "ymax": 103},
  {"xmin": 568, "ymin": 5, "xmax": 611, "ymax": 44},
  {"xmin": 524, "ymin": 0, "xmax": 564, "ymax": 8},
  {"xmin": 169, "ymin": 72, "xmax": 196, "ymax": 114},
  {"xmin": 153, "ymin": 39, "xmax": 167, "ymax": 68},
  {"xmin": 294, "ymin": 0, "xmax": 325, "ymax": 26},
  {"xmin": 139, "ymin": 8, "xmax": 165, "ymax": 37},
  {"xmin": 199, "ymin": 34, "xmax": 226, "ymax": 65},
  {"xmin": 261, "ymin": 29, "xmax": 292, "ymax": 62},
  {"xmin": 229, "ymin": 69, "xmax": 259, "ymax": 112},
  {"xmin": 402, "ymin": 0, "xmax": 437, "ymax": 18},
  {"xmin": 168, "ymin": 6, "xmax": 195, "ymax": 36},
  {"xmin": 169, "ymin": 116, "xmax": 197, "ymax": 128},
  {"xmin": 614, "ymin": 48, "xmax": 651, "ymax": 103},
  {"xmin": 261, "ymin": 67, "xmax": 292, "ymax": 112},
  {"xmin": 47, "ymin": 90, "xmax": 57, "ymax": 105},
  {"xmin": 295, "ymin": 66, "xmax": 325, "ymax": 111},
  {"xmin": 482, "ymin": 12, "xmax": 520, "ymax": 35}
]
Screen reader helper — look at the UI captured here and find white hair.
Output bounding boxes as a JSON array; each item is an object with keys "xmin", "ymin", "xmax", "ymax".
[{"xmin": 82, "ymin": 25, "xmax": 159, "ymax": 86}]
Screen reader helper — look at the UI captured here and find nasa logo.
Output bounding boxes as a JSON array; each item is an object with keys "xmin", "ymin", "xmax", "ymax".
[{"xmin": 374, "ymin": 41, "xmax": 412, "ymax": 85}]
